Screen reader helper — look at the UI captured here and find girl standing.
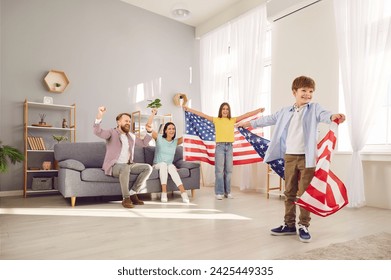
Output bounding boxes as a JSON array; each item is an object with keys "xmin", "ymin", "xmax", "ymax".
[{"xmin": 183, "ymin": 103, "xmax": 264, "ymax": 200}]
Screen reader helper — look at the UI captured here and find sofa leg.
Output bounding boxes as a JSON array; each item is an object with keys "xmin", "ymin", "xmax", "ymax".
[
  {"xmin": 71, "ymin": 196, "xmax": 76, "ymax": 207},
  {"xmin": 191, "ymin": 189, "xmax": 195, "ymax": 198}
]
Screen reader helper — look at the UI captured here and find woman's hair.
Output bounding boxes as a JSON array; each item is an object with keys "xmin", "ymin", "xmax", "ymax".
[
  {"xmin": 291, "ymin": 76, "xmax": 316, "ymax": 91},
  {"xmin": 218, "ymin": 102, "xmax": 231, "ymax": 119},
  {"xmin": 162, "ymin": 122, "xmax": 176, "ymax": 139}
]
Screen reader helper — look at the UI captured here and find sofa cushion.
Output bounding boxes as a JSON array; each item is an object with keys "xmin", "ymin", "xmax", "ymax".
[
  {"xmin": 133, "ymin": 145, "xmax": 146, "ymax": 163},
  {"xmin": 173, "ymin": 146, "xmax": 183, "ymax": 163},
  {"xmin": 176, "ymin": 168, "xmax": 190, "ymax": 178},
  {"xmin": 81, "ymin": 168, "xmax": 118, "ymax": 182},
  {"xmin": 81, "ymin": 168, "xmax": 155, "ymax": 183},
  {"xmin": 144, "ymin": 146, "xmax": 155, "ymax": 165},
  {"xmin": 58, "ymin": 159, "xmax": 85, "ymax": 171},
  {"xmin": 54, "ymin": 142, "xmax": 105, "ymax": 168}
]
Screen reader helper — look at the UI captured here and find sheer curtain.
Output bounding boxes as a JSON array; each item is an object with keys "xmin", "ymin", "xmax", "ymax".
[
  {"xmin": 199, "ymin": 4, "xmax": 269, "ymax": 188},
  {"xmin": 333, "ymin": 0, "xmax": 391, "ymax": 207},
  {"xmin": 200, "ymin": 24, "xmax": 231, "ymax": 186},
  {"xmin": 230, "ymin": 5, "xmax": 268, "ymax": 190}
]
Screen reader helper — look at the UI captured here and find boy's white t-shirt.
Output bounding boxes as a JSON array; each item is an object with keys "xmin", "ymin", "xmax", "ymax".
[{"xmin": 285, "ymin": 105, "xmax": 306, "ymax": 154}]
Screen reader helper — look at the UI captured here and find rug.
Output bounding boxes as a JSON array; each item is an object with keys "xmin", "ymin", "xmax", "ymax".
[{"xmin": 283, "ymin": 232, "xmax": 391, "ymax": 260}]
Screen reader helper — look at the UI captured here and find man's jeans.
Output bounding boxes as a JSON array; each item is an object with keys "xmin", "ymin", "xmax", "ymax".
[{"xmin": 112, "ymin": 162, "xmax": 152, "ymax": 198}]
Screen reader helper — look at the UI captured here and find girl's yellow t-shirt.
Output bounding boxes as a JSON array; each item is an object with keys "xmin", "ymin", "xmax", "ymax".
[{"xmin": 213, "ymin": 117, "xmax": 237, "ymax": 143}]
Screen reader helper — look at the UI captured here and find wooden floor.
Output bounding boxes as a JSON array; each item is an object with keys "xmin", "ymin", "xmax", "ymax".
[{"xmin": 1, "ymin": 186, "xmax": 391, "ymax": 260}]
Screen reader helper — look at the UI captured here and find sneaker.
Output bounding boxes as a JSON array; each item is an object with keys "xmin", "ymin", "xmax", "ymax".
[
  {"xmin": 161, "ymin": 192, "xmax": 168, "ymax": 203},
  {"xmin": 270, "ymin": 224, "xmax": 297, "ymax": 236},
  {"xmin": 298, "ymin": 224, "xmax": 311, "ymax": 242},
  {"xmin": 130, "ymin": 194, "xmax": 144, "ymax": 205},
  {"xmin": 181, "ymin": 192, "xmax": 190, "ymax": 203},
  {"xmin": 215, "ymin": 194, "xmax": 223, "ymax": 200},
  {"xmin": 224, "ymin": 193, "xmax": 234, "ymax": 199},
  {"xmin": 121, "ymin": 197, "xmax": 134, "ymax": 208}
]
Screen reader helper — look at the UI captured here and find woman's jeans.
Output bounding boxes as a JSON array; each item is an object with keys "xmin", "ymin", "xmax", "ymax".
[{"xmin": 214, "ymin": 142, "xmax": 233, "ymax": 195}]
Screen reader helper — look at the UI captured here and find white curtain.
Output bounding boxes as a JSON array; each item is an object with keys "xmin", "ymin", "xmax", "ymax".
[
  {"xmin": 200, "ymin": 24, "xmax": 231, "ymax": 187},
  {"xmin": 199, "ymin": 5, "xmax": 269, "ymax": 188},
  {"xmin": 230, "ymin": 5, "xmax": 268, "ymax": 190},
  {"xmin": 333, "ymin": 0, "xmax": 391, "ymax": 207}
]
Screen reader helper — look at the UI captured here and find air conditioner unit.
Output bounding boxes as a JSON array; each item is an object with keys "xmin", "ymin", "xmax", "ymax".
[{"xmin": 267, "ymin": 0, "xmax": 321, "ymax": 22}]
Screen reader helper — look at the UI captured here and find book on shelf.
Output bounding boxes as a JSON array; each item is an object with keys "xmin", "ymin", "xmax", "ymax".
[{"xmin": 27, "ymin": 136, "xmax": 46, "ymax": 150}]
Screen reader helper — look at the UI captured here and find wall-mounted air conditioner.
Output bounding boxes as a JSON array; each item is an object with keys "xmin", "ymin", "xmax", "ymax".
[{"xmin": 266, "ymin": 0, "xmax": 321, "ymax": 22}]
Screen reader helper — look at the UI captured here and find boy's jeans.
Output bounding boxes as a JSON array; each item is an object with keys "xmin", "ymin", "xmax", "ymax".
[
  {"xmin": 284, "ymin": 154, "xmax": 315, "ymax": 227},
  {"xmin": 215, "ymin": 142, "xmax": 233, "ymax": 195}
]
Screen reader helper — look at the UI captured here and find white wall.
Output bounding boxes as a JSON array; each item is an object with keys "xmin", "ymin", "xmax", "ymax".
[
  {"xmin": 271, "ymin": 0, "xmax": 391, "ymax": 209},
  {"xmin": 0, "ymin": 0, "xmax": 200, "ymax": 191}
]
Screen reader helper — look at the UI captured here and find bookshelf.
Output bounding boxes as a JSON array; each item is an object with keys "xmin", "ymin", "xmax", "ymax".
[
  {"xmin": 131, "ymin": 111, "xmax": 172, "ymax": 138},
  {"xmin": 23, "ymin": 99, "xmax": 76, "ymax": 197}
]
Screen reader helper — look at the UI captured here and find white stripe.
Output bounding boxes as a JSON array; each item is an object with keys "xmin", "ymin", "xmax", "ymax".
[
  {"xmin": 298, "ymin": 193, "xmax": 333, "ymax": 211},
  {"xmin": 328, "ymin": 176, "xmax": 345, "ymax": 206}
]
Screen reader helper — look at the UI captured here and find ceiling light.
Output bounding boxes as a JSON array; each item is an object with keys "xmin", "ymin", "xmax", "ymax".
[
  {"xmin": 172, "ymin": 8, "xmax": 190, "ymax": 18},
  {"xmin": 171, "ymin": 3, "xmax": 191, "ymax": 20}
]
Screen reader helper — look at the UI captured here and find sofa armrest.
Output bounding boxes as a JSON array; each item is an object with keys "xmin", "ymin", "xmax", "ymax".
[
  {"xmin": 175, "ymin": 160, "xmax": 200, "ymax": 170},
  {"xmin": 58, "ymin": 159, "xmax": 86, "ymax": 171}
]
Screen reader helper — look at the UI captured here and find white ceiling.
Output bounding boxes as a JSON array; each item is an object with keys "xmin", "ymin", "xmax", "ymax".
[{"xmin": 120, "ymin": 0, "xmax": 243, "ymax": 27}]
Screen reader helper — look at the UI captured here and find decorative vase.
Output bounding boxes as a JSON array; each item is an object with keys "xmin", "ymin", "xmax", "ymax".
[{"xmin": 42, "ymin": 161, "xmax": 51, "ymax": 170}]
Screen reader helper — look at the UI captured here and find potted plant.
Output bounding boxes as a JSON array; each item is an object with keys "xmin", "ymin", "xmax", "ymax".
[
  {"xmin": 0, "ymin": 141, "xmax": 24, "ymax": 173},
  {"xmin": 54, "ymin": 83, "xmax": 61, "ymax": 90},
  {"xmin": 146, "ymin": 98, "xmax": 162, "ymax": 109},
  {"xmin": 53, "ymin": 135, "xmax": 68, "ymax": 143}
]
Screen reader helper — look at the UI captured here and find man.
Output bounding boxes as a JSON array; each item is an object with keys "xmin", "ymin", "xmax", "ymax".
[{"xmin": 93, "ymin": 106, "xmax": 153, "ymax": 208}]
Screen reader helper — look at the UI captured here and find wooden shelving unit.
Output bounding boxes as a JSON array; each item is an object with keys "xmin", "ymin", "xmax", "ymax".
[
  {"xmin": 131, "ymin": 111, "xmax": 172, "ymax": 138},
  {"xmin": 43, "ymin": 70, "xmax": 70, "ymax": 93},
  {"xmin": 266, "ymin": 165, "xmax": 284, "ymax": 199},
  {"xmin": 23, "ymin": 99, "xmax": 76, "ymax": 197}
]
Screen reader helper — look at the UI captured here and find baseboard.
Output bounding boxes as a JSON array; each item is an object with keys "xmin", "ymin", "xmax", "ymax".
[{"xmin": 0, "ymin": 190, "xmax": 23, "ymax": 197}]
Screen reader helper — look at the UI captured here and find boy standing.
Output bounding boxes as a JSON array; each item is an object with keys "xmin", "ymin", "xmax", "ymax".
[{"xmin": 237, "ymin": 76, "xmax": 345, "ymax": 242}]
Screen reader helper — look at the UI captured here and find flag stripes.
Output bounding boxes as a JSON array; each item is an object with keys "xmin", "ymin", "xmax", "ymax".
[
  {"xmin": 295, "ymin": 120, "xmax": 348, "ymax": 217},
  {"xmin": 238, "ymin": 120, "xmax": 348, "ymax": 217},
  {"xmin": 183, "ymin": 111, "xmax": 263, "ymax": 166}
]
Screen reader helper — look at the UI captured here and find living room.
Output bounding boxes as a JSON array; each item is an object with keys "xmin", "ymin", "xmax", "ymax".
[{"xmin": 1, "ymin": 0, "xmax": 391, "ymax": 277}]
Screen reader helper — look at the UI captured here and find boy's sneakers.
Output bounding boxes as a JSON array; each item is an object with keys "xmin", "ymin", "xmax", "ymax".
[
  {"xmin": 215, "ymin": 194, "xmax": 223, "ymax": 200},
  {"xmin": 298, "ymin": 224, "xmax": 311, "ymax": 243},
  {"xmin": 270, "ymin": 224, "xmax": 297, "ymax": 236},
  {"xmin": 224, "ymin": 193, "xmax": 234, "ymax": 199}
]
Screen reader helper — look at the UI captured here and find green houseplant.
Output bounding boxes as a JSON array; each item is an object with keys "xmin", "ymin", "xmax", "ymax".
[
  {"xmin": 0, "ymin": 141, "xmax": 24, "ymax": 173},
  {"xmin": 53, "ymin": 135, "xmax": 68, "ymax": 143},
  {"xmin": 146, "ymin": 98, "xmax": 162, "ymax": 109}
]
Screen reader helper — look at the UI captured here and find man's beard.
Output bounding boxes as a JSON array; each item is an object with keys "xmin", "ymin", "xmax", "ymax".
[{"xmin": 121, "ymin": 124, "xmax": 130, "ymax": 133}]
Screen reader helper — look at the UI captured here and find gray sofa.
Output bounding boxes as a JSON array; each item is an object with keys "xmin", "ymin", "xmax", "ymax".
[{"xmin": 54, "ymin": 142, "xmax": 200, "ymax": 207}]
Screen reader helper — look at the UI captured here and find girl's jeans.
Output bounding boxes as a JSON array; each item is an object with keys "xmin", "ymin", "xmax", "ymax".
[{"xmin": 214, "ymin": 142, "xmax": 233, "ymax": 195}]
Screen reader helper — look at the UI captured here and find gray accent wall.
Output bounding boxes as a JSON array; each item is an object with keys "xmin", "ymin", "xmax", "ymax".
[{"xmin": 0, "ymin": 0, "xmax": 200, "ymax": 191}]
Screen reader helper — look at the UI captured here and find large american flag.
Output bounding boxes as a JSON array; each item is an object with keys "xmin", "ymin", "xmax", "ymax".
[
  {"xmin": 238, "ymin": 120, "xmax": 348, "ymax": 217},
  {"xmin": 295, "ymin": 120, "xmax": 348, "ymax": 217},
  {"xmin": 183, "ymin": 111, "xmax": 263, "ymax": 165},
  {"xmin": 237, "ymin": 126, "xmax": 285, "ymax": 179}
]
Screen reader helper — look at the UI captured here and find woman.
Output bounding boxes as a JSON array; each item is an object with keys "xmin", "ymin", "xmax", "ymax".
[
  {"xmin": 146, "ymin": 109, "xmax": 189, "ymax": 203},
  {"xmin": 183, "ymin": 103, "xmax": 264, "ymax": 200}
]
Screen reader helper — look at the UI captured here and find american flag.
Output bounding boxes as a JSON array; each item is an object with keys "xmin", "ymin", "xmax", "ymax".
[
  {"xmin": 239, "ymin": 120, "xmax": 348, "ymax": 217},
  {"xmin": 295, "ymin": 120, "xmax": 348, "ymax": 217},
  {"xmin": 183, "ymin": 111, "xmax": 263, "ymax": 165},
  {"xmin": 237, "ymin": 127, "xmax": 285, "ymax": 179}
]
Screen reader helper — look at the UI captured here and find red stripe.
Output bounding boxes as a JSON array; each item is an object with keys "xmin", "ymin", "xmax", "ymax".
[
  {"xmin": 232, "ymin": 150, "xmax": 259, "ymax": 157},
  {"xmin": 233, "ymin": 158, "xmax": 263, "ymax": 165}
]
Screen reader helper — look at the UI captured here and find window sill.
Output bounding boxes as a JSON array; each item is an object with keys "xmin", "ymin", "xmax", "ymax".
[{"xmin": 335, "ymin": 151, "xmax": 391, "ymax": 162}]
